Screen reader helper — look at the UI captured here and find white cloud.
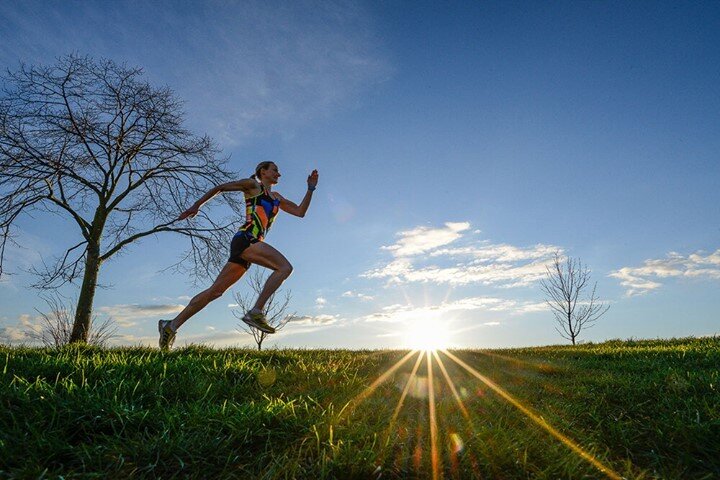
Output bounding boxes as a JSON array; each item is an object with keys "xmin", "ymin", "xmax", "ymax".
[
  {"xmin": 381, "ymin": 222, "xmax": 470, "ymax": 256},
  {"xmin": 610, "ymin": 249, "xmax": 720, "ymax": 296},
  {"xmin": 389, "ymin": 260, "xmax": 553, "ymax": 287},
  {"xmin": 342, "ymin": 291, "xmax": 374, "ymax": 301},
  {"xmin": 514, "ymin": 302, "xmax": 548, "ymax": 314},
  {"xmin": 96, "ymin": 304, "xmax": 184, "ymax": 327},
  {"xmin": 358, "ymin": 296, "xmax": 546, "ymax": 323},
  {"xmin": 431, "ymin": 243, "xmax": 558, "ymax": 262},
  {"xmin": 364, "ymin": 222, "xmax": 561, "ymax": 288},
  {"xmin": 288, "ymin": 314, "xmax": 339, "ymax": 326},
  {"xmin": 152, "ymin": 295, "xmax": 192, "ymax": 302},
  {"xmin": 315, "ymin": 297, "xmax": 327, "ymax": 309},
  {"xmin": 0, "ymin": 314, "xmax": 43, "ymax": 344}
]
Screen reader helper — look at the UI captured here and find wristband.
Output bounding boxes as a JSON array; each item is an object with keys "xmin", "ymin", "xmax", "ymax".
[{"xmin": 308, "ymin": 186, "xmax": 316, "ymax": 192}]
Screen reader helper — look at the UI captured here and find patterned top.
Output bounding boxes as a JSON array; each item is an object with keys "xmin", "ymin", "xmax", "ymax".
[{"xmin": 239, "ymin": 183, "xmax": 280, "ymax": 241}]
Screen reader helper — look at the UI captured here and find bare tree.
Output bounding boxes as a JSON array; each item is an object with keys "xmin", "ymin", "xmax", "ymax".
[
  {"xmin": 0, "ymin": 54, "xmax": 243, "ymax": 343},
  {"xmin": 26, "ymin": 294, "xmax": 117, "ymax": 347},
  {"xmin": 539, "ymin": 252, "xmax": 610, "ymax": 345},
  {"xmin": 233, "ymin": 268, "xmax": 292, "ymax": 351}
]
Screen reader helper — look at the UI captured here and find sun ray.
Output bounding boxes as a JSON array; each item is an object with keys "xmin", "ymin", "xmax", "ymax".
[
  {"xmin": 435, "ymin": 350, "xmax": 504, "ymax": 477},
  {"xmin": 390, "ymin": 350, "xmax": 426, "ymax": 425},
  {"xmin": 441, "ymin": 285, "xmax": 455, "ymax": 305},
  {"xmin": 375, "ymin": 350, "xmax": 426, "ymax": 472},
  {"xmin": 432, "ymin": 350, "xmax": 470, "ymax": 420},
  {"xmin": 426, "ymin": 350, "xmax": 440, "ymax": 480},
  {"xmin": 337, "ymin": 349, "xmax": 417, "ymax": 421},
  {"xmin": 440, "ymin": 349, "xmax": 623, "ymax": 480},
  {"xmin": 475, "ymin": 349, "xmax": 555, "ymax": 372}
]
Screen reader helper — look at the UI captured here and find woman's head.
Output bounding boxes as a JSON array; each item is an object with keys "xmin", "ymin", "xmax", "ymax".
[{"xmin": 251, "ymin": 161, "xmax": 280, "ymax": 185}]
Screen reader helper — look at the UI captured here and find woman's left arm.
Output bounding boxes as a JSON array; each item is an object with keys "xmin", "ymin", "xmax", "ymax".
[{"xmin": 278, "ymin": 169, "xmax": 319, "ymax": 218}]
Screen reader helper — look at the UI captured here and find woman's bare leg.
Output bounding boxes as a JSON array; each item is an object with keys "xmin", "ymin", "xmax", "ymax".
[
  {"xmin": 240, "ymin": 242, "xmax": 293, "ymax": 311},
  {"xmin": 170, "ymin": 262, "xmax": 247, "ymax": 330}
]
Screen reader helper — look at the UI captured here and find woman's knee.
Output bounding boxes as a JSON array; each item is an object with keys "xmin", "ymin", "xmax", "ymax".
[{"xmin": 278, "ymin": 262, "xmax": 293, "ymax": 278}]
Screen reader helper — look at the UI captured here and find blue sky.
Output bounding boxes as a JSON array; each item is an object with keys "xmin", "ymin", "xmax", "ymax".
[{"xmin": 1, "ymin": 1, "xmax": 718, "ymax": 349}]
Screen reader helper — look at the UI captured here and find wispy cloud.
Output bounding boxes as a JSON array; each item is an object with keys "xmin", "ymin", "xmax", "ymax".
[
  {"xmin": 96, "ymin": 304, "xmax": 184, "ymax": 327},
  {"xmin": 358, "ymin": 296, "xmax": 546, "ymax": 323},
  {"xmin": 610, "ymin": 249, "xmax": 720, "ymax": 296},
  {"xmin": 342, "ymin": 290, "xmax": 374, "ymax": 301},
  {"xmin": 152, "ymin": 296, "xmax": 192, "ymax": 302},
  {"xmin": 381, "ymin": 222, "xmax": 471, "ymax": 256},
  {"xmin": 288, "ymin": 314, "xmax": 339, "ymax": 326},
  {"xmin": 363, "ymin": 222, "xmax": 560, "ymax": 288},
  {"xmin": 0, "ymin": 314, "xmax": 42, "ymax": 344},
  {"xmin": 0, "ymin": 1, "xmax": 391, "ymax": 146},
  {"xmin": 0, "ymin": 226, "xmax": 50, "ymax": 279},
  {"xmin": 315, "ymin": 297, "xmax": 327, "ymax": 309}
]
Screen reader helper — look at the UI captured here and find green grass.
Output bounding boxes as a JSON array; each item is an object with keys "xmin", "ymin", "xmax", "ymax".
[{"xmin": 1, "ymin": 337, "xmax": 718, "ymax": 479}]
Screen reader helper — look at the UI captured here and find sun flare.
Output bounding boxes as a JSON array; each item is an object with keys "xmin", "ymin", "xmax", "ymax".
[{"xmin": 405, "ymin": 317, "xmax": 451, "ymax": 351}]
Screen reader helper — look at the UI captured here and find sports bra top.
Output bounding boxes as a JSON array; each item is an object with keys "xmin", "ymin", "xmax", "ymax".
[{"xmin": 239, "ymin": 182, "xmax": 280, "ymax": 241}]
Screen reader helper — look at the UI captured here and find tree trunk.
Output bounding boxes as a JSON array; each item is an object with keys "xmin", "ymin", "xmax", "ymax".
[
  {"xmin": 69, "ymin": 244, "xmax": 102, "ymax": 343},
  {"xmin": 257, "ymin": 340, "xmax": 263, "ymax": 351},
  {"xmin": 70, "ymin": 209, "xmax": 106, "ymax": 344}
]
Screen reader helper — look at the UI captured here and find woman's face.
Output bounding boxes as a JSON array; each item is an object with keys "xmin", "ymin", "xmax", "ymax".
[{"xmin": 261, "ymin": 163, "xmax": 281, "ymax": 185}]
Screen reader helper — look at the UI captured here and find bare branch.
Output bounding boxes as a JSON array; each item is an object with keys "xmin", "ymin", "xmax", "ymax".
[
  {"xmin": 1, "ymin": 54, "xmax": 239, "ymax": 343},
  {"xmin": 25, "ymin": 293, "xmax": 117, "ymax": 347},
  {"xmin": 233, "ymin": 268, "xmax": 292, "ymax": 350},
  {"xmin": 540, "ymin": 252, "xmax": 610, "ymax": 345}
]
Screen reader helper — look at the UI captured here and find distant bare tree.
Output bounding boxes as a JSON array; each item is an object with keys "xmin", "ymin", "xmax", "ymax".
[
  {"xmin": 26, "ymin": 295, "xmax": 117, "ymax": 347},
  {"xmin": 0, "ymin": 54, "xmax": 243, "ymax": 343},
  {"xmin": 540, "ymin": 252, "xmax": 610, "ymax": 345},
  {"xmin": 233, "ymin": 268, "xmax": 292, "ymax": 351}
]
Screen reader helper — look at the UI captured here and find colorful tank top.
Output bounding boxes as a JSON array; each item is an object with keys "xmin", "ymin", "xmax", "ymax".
[{"xmin": 240, "ymin": 183, "xmax": 280, "ymax": 241}]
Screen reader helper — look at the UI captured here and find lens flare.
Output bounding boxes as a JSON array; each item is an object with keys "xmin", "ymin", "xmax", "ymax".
[{"xmin": 406, "ymin": 316, "xmax": 451, "ymax": 351}]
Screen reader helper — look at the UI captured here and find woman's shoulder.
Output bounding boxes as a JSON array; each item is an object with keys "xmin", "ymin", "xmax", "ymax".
[{"xmin": 241, "ymin": 178, "xmax": 263, "ymax": 197}]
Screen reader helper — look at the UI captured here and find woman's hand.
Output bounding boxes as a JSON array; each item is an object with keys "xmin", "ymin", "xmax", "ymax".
[
  {"xmin": 307, "ymin": 169, "xmax": 319, "ymax": 190},
  {"xmin": 178, "ymin": 206, "xmax": 199, "ymax": 221}
]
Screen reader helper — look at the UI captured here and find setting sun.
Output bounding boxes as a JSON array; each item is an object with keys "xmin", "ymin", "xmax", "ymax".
[{"xmin": 405, "ymin": 317, "xmax": 451, "ymax": 351}]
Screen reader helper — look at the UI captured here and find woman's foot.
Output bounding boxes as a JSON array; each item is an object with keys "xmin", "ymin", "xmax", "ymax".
[
  {"xmin": 158, "ymin": 319, "xmax": 177, "ymax": 350},
  {"xmin": 242, "ymin": 309, "xmax": 276, "ymax": 333}
]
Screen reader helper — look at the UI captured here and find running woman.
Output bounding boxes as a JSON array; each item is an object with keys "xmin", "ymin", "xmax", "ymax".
[{"xmin": 158, "ymin": 162, "xmax": 319, "ymax": 350}]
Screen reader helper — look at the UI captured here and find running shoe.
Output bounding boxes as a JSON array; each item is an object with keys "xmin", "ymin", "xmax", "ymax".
[
  {"xmin": 158, "ymin": 319, "xmax": 176, "ymax": 351},
  {"xmin": 242, "ymin": 310, "xmax": 276, "ymax": 333}
]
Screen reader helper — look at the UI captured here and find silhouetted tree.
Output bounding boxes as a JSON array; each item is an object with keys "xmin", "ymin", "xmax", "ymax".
[
  {"xmin": 233, "ymin": 268, "xmax": 292, "ymax": 351},
  {"xmin": 540, "ymin": 252, "xmax": 609, "ymax": 345},
  {"xmin": 0, "ymin": 54, "xmax": 242, "ymax": 343}
]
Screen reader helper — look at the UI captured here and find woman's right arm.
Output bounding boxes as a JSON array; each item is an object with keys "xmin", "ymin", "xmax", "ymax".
[{"xmin": 177, "ymin": 179, "xmax": 256, "ymax": 220}]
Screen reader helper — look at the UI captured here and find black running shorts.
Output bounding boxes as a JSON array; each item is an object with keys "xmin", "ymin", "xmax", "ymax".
[{"xmin": 228, "ymin": 232, "xmax": 255, "ymax": 269}]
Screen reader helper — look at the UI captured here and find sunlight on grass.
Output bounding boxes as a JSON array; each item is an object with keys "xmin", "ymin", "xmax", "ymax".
[
  {"xmin": 5, "ymin": 338, "xmax": 717, "ymax": 477},
  {"xmin": 426, "ymin": 350, "xmax": 440, "ymax": 480},
  {"xmin": 342, "ymin": 348, "xmax": 624, "ymax": 479},
  {"xmin": 337, "ymin": 349, "xmax": 417, "ymax": 421},
  {"xmin": 439, "ymin": 349, "xmax": 624, "ymax": 480}
]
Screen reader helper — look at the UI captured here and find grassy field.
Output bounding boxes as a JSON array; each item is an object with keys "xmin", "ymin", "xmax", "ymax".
[{"xmin": 1, "ymin": 337, "xmax": 718, "ymax": 479}]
